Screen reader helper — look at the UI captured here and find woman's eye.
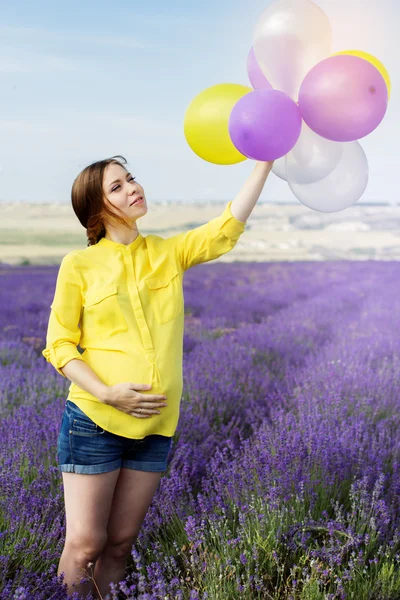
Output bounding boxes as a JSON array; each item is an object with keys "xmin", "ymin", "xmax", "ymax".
[{"xmin": 112, "ymin": 177, "xmax": 136, "ymax": 192}]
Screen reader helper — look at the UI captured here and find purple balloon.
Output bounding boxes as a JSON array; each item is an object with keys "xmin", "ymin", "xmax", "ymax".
[
  {"xmin": 228, "ymin": 89, "xmax": 302, "ymax": 161},
  {"xmin": 298, "ymin": 55, "xmax": 388, "ymax": 142},
  {"xmin": 247, "ymin": 46, "xmax": 273, "ymax": 90}
]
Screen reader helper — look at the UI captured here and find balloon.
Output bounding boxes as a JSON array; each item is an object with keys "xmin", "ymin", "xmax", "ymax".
[
  {"xmin": 333, "ymin": 50, "xmax": 391, "ymax": 99},
  {"xmin": 271, "ymin": 156, "xmax": 288, "ymax": 181},
  {"xmin": 287, "ymin": 140, "xmax": 369, "ymax": 213},
  {"xmin": 298, "ymin": 55, "xmax": 388, "ymax": 142},
  {"xmin": 272, "ymin": 122, "xmax": 343, "ymax": 183},
  {"xmin": 184, "ymin": 84, "xmax": 252, "ymax": 165},
  {"xmin": 253, "ymin": 0, "xmax": 332, "ymax": 100},
  {"xmin": 247, "ymin": 46, "xmax": 273, "ymax": 90},
  {"xmin": 228, "ymin": 89, "xmax": 302, "ymax": 161}
]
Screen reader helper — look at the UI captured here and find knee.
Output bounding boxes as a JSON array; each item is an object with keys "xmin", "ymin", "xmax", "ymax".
[
  {"xmin": 101, "ymin": 538, "xmax": 137, "ymax": 561},
  {"xmin": 65, "ymin": 533, "xmax": 108, "ymax": 563}
]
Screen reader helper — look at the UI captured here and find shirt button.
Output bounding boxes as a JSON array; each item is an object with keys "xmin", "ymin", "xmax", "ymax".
[
  {"xmin": 96, "ymin": 296, "xmax": 99, "ymax": 301},
  {"xmin": 117, "ymin": 252, "xmax": 122, "ymax": 258}
]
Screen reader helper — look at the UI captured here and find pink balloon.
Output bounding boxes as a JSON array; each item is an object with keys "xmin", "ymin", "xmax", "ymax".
[
  {"xmin": 228, "ymin": 89, "xmax": 302, "ymax": 161},
  {"xmin": 246, "ymin": 46, "xmax": 273, "ymax": 90},
  {"xmin": 298, "ymin": 55, "xmax": 388, "ymax": 142}
]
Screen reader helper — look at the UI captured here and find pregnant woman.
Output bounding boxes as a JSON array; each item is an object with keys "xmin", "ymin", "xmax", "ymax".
[{"xmin": 42, "ymin": 154, "xmax": 273, "ymax": 599}]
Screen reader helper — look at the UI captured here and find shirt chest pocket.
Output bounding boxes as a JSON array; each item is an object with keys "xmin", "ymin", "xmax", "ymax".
[
  {"xmin": 144, "ymin": 264, "xmax": 183, "ymax": 324},
  {"xmin": 83, "ymin": 283, "xmax": 128, "ymax": 340}
]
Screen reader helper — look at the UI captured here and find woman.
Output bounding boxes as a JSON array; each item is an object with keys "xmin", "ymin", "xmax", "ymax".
[{"xmin": 42, "ymin": 154, "xmax": 274, "ymax": 599}]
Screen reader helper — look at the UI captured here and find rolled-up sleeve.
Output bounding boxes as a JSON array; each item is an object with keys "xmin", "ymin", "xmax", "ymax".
[
  {"xmin": 173, "ymin": 201, "xmax": 246, "ymax": 271},
  {"xmin": 42, "ymin": 253, "xmax": 85, "ymax": 377}
]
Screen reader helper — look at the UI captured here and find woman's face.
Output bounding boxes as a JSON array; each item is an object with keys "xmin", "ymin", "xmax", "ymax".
[{"xmin": 102, "ymin": 163, "xmax": 147, "ymax": 223}]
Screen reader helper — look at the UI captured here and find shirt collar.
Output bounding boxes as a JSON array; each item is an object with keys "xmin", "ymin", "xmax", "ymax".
[{"xmin": 97, "ymin": 233, "xmax": 143, "ymax": 252}]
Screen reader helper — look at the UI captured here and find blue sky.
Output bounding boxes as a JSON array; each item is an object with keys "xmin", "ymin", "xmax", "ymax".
[{"xmin": 0, "ymin": 0, "xmax": 398, "ymax": 205}]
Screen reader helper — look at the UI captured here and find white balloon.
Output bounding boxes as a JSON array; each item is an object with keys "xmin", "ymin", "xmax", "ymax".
[
  {"xmin": 289, "ymin": 122, "xmax": 343, "ymax": 184},
  {"xmin": 272, "ymin": 156, "xmax": 288, "ymax": 181},
  {"xmin": 272, "ymin": 122, "xmax": 343, "ymax": 183},
  {"xmin": 287, "ymin": 140, "xmax": 369, "ymax": 213},
  {"xmin": 253, "ymin": 0, "xmax": 332, "ymax": 100}
]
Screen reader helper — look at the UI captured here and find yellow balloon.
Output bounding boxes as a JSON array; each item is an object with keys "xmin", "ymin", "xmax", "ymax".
[
  {"xmin": 332, "ymin": 50, "xmax": 391, "ymax": 99},
  {"xmin": 184, "ymin": 83, "xmax": 252, "ymax": 165}
]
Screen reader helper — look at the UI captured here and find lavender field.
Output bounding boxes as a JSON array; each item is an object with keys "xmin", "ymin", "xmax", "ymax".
[{"xmin": 0, "ymin": 259, "xmax": 399, "ymax": 600}]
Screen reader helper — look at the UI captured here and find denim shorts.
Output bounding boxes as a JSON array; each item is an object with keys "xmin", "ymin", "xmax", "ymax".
[{"xmin": 57, "ymin": 400, "xmax": 173, "ymax": 475}]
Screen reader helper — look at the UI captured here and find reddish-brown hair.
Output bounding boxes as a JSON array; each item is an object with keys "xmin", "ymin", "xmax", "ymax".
[{"xmin": 71, "ymin": 154, "xmax": 136, "ymax": 246}]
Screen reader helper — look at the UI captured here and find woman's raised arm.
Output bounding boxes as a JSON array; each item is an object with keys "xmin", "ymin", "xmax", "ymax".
[{"xmin": 230, "ymin": 160, "xmax": 274, "ymax": 223}]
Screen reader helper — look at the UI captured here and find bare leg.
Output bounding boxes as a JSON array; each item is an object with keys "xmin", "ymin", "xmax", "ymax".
[
  {"xmin": 93, "ymin": 468, "xmax": 163, "ymax": 598},
  {"xmin": 90, "ymin": 551, "xmax": 128, "ymax": 600},
  {"xmin": 57, "ymin": 544, "xmax": 98, "ymax": 598},
  {"xmin": 58, "ymin": 470, "xmax": 122, "ymax": 598}
]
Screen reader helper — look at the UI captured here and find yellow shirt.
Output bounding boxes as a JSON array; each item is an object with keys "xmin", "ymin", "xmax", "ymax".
[{"xmin": 42, "ymin": 201, "xmax": 246, "ymax": 439}]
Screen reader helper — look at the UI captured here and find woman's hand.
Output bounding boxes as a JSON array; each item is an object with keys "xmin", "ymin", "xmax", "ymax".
[{"xmin": 105, "ymin": 382, "xmax": 168, "ymax": 418}]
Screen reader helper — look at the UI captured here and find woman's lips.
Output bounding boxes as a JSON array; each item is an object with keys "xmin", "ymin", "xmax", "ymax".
[{"xmin": 130, "ymin": 196, "xmax": 144, "ymax": 206}]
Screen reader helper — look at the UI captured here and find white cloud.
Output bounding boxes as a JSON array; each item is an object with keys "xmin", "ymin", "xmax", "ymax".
[
  {"xmin": 0, "ymin": 119, "xmax": 63, "ymax": 134},
  {"xmin": 0, "ymin": 25, "xmax": 155, "ymax": 49},
  {"xmin": 0, "ymin": 25, "xmax": 157, "ymax": 74},
  {"xmin": 0, "ymin": 113, "xmax": 182, "ymax": 138},
  {"xmin": 88, "ymin": 113, "xmax": 182, "ymax": 138},
  {"xmin": 0, "ymin": 51, "xmax": 79, "ymax": 74}
]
